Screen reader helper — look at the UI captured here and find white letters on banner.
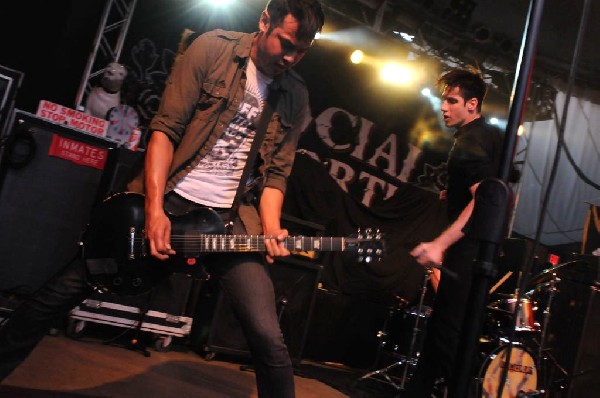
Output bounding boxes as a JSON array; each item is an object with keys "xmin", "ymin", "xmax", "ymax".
[{"xmin": 314, "ymin": 107, "xmax": 422, "ymax": 207}]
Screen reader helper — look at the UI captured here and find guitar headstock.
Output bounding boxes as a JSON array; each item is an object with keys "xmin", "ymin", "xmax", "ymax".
[{"xmin": 346, "ymin": 228, "xmax": 386, "ymax": 263}]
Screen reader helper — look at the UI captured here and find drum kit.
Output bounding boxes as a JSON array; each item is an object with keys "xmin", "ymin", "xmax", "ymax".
[
  {"xmin": 355, "ymin": 260, "xmax": 580, "ymax": 397},
  {"xmin": 478, "ymin": 259, "xmax": 589, "ymax": 397}
]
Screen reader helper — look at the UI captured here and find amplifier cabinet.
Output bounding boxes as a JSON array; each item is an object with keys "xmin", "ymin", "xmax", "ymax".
[
  {"xmin": 0, "ymin": 110, "xmax": 119, "ymax": 294},
  {"xmin": 545, "ymin": 272, "xmax": 600, "ymax": 397}
]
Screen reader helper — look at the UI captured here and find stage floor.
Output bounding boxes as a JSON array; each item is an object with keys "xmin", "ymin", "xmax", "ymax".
[{"xmin": 0, "ymin": 323, "xmax": 399, "ymax": 398}]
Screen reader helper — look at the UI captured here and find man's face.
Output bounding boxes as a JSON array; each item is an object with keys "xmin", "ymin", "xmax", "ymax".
[
  {"xmin": 440, "ymin": 86, "xmax": 477, "ymax": 128},
  {"xmin": 252, "ymin": 12, "xmax": 313, "ymax": 77}
]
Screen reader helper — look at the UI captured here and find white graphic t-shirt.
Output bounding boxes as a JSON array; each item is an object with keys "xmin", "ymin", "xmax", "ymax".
[{"xmin": 174, "ymin": 59, "xmax": 273, "ymax": 207}]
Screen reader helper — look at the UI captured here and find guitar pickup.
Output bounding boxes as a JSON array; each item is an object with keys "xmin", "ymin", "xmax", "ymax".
[{"xmin": 128, "ymin": 227, "xmax": 146, "ymax": 259}]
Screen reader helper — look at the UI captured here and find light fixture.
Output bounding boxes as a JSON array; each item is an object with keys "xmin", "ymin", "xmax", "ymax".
[
  {"xmin": 380, "ymin": 63, "xmax": 412, "ymax": 84},
  {"xmin": 350, "ymin": 50, "xmax": 365, "ymax": 64}
]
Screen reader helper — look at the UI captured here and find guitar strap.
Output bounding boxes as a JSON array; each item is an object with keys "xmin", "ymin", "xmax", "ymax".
[{"xmin": 227, "ymin": 86, "xmax": 282, "ymax": 226}]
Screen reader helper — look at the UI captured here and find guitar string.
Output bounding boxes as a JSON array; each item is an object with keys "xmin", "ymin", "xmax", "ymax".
[{"xmin": 129, "ymin": 236, "xmax": 350, "ymax": 251}]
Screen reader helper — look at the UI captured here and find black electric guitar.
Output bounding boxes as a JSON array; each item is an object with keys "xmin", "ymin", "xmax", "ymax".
[{"xmin": 82, "ymin": 192, "xmax": 386, "ymax": 296}]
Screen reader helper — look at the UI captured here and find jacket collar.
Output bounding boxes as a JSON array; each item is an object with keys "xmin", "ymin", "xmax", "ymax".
[
  {"xmin": 454, "ymin": 116, "xmax": 485, "ymax": 138},
  {"xmin": 234, "ymin": 32, "xmax": 291, "ymax": 93}
]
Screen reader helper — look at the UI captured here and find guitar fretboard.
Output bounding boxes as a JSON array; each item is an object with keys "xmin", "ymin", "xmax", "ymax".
[{"xmin": 170, "ymin": 235, "xmax": 347, "ymax": 254}]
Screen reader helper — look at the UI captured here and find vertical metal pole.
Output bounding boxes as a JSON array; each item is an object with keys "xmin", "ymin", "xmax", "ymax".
[
  {"xmin": 74, "ymin": 0, "xmax": 138, "ymax": 110},
  {"xmin": 114, "ymin": 0, "xmax": 138, "ymax": 62},
  {"xmin": 74, "ymin": 0, "xmax": 114, "ymax": 110},
  {"xmin": 449, "ymin": 0, "xmax": 547, "ymax": 396}
]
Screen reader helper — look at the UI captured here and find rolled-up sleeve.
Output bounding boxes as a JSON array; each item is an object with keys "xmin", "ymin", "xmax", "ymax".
[
  {"xmin": 150, "ymin": 34, "xmax": 212, "ymax": 144},
  {"xmin": 261, "ymin": 85, "xmax": 310, "ymax": 196}
]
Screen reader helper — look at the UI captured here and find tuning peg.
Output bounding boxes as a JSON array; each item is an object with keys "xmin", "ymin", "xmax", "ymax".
[{"xmin": 357, "ymin": 227, "xmax": 379, "ymax": 240}]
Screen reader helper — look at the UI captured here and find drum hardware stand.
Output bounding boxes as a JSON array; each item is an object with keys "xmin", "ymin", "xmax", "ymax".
[
  {"xmin": 529, "ymin": 276, "xmax": 570, "ymax": 394},
  {"xmin": 354, "ymin": 268, "xmax": 432, "ymax": 392},
  {"xmin": 536, "ymin": 277, "xmax": 557, "ymax": 366}
]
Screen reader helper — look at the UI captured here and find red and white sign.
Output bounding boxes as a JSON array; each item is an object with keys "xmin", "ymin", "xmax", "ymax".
[
  {"xmin": 36, "ymin": 100, "xmax": 108, "ymax": 137},
  {"xmin": 48, "ymin": 134, "xmax": 108, "ymax": 170},
  {"xmin": 127, "ymin": 127, "xmax": 142, "ymax": 151}
]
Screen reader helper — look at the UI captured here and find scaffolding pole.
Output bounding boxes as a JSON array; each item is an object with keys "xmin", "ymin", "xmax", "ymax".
[{"xmin": 74, "ymin": 0, "xmax": 138, "ymax": 110}]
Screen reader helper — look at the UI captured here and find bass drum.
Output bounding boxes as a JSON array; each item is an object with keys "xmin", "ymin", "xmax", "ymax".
[{"xmin": 477, "ymin": 344, "xmax": 537, "ymax": 397}]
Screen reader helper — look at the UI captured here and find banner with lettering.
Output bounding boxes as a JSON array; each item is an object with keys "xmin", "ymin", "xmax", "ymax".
[{"xmin": 278, "ymin": 46, "xmax": 452, "ymax": 303}]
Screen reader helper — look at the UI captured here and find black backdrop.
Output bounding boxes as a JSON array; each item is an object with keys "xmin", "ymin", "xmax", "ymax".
[{"xmin": 283, "ymin": 152, "xmax": 447, "ymax": 303}]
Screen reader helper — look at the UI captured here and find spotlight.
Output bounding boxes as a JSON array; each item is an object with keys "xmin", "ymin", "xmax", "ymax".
[
  {"xmin": 392, "ymin": 31, "xmax": 415, "ymax": 43},
  {"xmin": 350, "ymin": 50, "xmax": 364, "ymax": 64},
  {"xmin": 421, "ymin": 88, "xmax": 432, "ymax": 97},
  {"xmin": 380, "ymin": 63, "xmax": 412, "ymax": 84},
  {"xmin": 206, "ymin": 0, "xmax": 234, "ymax": 6}
]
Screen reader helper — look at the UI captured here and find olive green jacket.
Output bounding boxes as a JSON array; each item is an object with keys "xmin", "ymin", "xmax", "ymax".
[{"xmin": 129, "ymin": 29, "xmax": 311, "ymax": 233}]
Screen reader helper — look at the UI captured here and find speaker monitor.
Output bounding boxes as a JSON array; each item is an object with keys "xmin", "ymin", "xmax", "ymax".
[
  {"xmin": 0, "ymin": 110, "xmax": 131, "ymax": 295},
  {"xmin": 301, "ymin": 288, "xmax": 389, "ymax": 369},
  {"xmin": 200, "ymin": 256, "xmax": 322, "ymax": 363},
  {"xmin": 544, "ymin": 256, "xmax": 600, "ymax": 397}
]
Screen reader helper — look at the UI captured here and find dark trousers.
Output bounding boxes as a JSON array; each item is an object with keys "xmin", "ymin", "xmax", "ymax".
[
  {"xmin": 0, "ymin": 254, "xmax": 94, "ymax": 381},
  {"xmin": 0, "ymin": 192, "xmax": 295, "ymax": 398},
  {"xmin": 404, "ymin": 237, "xmax": 479, "ymax": 397}
]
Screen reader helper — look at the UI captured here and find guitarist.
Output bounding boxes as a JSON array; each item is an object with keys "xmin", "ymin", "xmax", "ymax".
[{"xmin": 0, "ymin": 1, "xmax": 325, "ymax": 397}]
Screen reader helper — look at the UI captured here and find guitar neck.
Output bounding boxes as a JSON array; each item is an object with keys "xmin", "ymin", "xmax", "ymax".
[{"xmin": 170, "ymin": 235, "xmax": 347, "ymax": 254}]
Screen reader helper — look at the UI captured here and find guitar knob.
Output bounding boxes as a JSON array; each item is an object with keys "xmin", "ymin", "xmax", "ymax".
[
  {"xmin": 112, "ymin": 277, "xmax": 123, "ymax": 286},
  {"xmin": 132, "ymin": 278, "xmax": 143, "ymax": 287}
]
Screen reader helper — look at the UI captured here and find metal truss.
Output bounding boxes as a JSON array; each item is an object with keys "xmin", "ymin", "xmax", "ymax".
[{"xmin": 74, "ymin": 0, "xmax": 138, "ymax": 110}]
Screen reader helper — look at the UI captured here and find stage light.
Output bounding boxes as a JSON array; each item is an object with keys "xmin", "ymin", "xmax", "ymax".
[
  {"xmin": 489, "ymin": 117, "xmax": 508, "ymax": 130},
  {"xmin": 380, "ymin": 63, "xmax": 413, "ymax": 85},
  {"xmin": 392, "ymin": 31, "xmax": 414, "ymax": 43},
  {"xmin": 314, "ymin": 32, "xmax": 321, "ymax": 40},
  {"xmin": 206, "ymin": 0, "xmax": 234, "ymax": 6},
  {"xmin": 421, "ymin": 88, "xmax": 432, "ymax": 97},
  {"xmin": 350, "ymin": 50, "xmax": 364, "ymax": 64}
]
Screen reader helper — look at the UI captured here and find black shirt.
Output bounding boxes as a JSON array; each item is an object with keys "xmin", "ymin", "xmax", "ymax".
[{"xmin": 446, "ymin": 117, "xmax": 503, "ymax": 221}]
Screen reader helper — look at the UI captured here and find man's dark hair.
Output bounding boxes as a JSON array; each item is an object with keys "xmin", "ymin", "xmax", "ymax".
[
  {"xmin": 436, "ymin": 66, "xmax": 487, "ymax": 112},
  {"xmin": 266, "ymin": 0, "xmax": 325, "ymax": 42}
]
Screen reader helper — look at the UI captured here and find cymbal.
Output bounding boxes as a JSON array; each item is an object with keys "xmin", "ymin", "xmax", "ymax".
[{"xmin": 528, "ymin": 259, "xmax": 582, "ymax": 287}]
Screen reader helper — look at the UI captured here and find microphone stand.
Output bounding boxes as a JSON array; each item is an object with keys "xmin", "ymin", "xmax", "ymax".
[{"xmin": 449, "ymin": 0, "xmax": 547, "ymax": 394}]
